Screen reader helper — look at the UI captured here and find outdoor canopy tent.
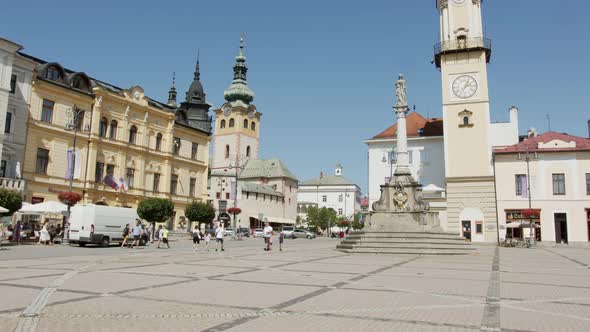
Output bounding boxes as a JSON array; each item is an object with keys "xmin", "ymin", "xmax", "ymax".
[
  {"xmin": 0, "ymin": 206, "xmax": 9, "ymax": 213},
  {"xmin": 18, "ymin": 201, "xmax": 68, "ymax": 215}
]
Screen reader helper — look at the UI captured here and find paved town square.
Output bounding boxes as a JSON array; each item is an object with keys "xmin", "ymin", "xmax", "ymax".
[{"xmin": 1, "ymin": 239, "xmax": 589, "ymax": 332}]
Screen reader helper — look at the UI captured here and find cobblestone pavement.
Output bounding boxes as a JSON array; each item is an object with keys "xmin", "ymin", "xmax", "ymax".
[{"xmin": 1, "ymin": 238, "xmax": 589, "ymax": 332}]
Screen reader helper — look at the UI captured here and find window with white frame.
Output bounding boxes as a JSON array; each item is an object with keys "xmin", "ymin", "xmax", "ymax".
[{"xmin": 322, "ymin": 195, "xmax": 327, "ymax": 202}]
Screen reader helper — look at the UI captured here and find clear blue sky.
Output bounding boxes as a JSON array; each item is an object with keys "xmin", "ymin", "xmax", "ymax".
[{"xmin": 2, "ymin": 0, "xmax": 589, "ymax": 193}]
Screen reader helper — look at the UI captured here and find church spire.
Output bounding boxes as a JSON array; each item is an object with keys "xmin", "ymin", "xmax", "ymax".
[
  {"xmin": 223, "ymin": 33, "xmax": 255, "ymax": 104},
  {"xmin": 185, "ymin": 52, "xmax": 206, "ymax": 103},
  {"xmin": 167, "ymin": 72, "xmax": 177, "ymax": 107}
]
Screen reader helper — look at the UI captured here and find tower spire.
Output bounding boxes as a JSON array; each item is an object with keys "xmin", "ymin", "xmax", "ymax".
[
  {"xmin": 185, "ymin": 52, "xmax": 206, "ymax": 103},
  {"xmin": 224, "ymin": 33, "xmax": 254, "ymax": 104},
  {"xmin": 167, "ymin": 72, "xmax": 177, "ymax": 107}
]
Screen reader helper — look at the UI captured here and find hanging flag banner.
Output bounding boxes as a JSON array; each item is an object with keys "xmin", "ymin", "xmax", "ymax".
[
  {"xmin": 119, "ymin": 177, "xmax": 128, "ymax": 192},
  {"xmin": 102, "ymin": 175, "xmax": 120, "ymax": 191},
  {"xmin": 65, "ymin": 150, "xmax": 82, "ymax": 180},
  {"xmin": 229, "ymin": 180, "xmax": 236, "ymax": 200}
]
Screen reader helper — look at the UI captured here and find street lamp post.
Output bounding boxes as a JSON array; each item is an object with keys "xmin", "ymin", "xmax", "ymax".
[
  {"xmin": 64, "ymin": 106, "xmax": 92, "ymax": 233},
  {"xmin": 521, "ymin": 146, "xmax": 536, "ymax": 247},
  {"xmin": 228, "ymin": 156, "xmax": 246, "ymax": 240}
]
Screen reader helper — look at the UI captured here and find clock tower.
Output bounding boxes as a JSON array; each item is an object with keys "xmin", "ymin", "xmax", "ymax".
[
  {"xmin": 435, "ymin": 0, "xmax": 497, "ymax": 242},
  {"xmin": 212, "ymin": 35, "xmax": 261, "ymax": 170}
]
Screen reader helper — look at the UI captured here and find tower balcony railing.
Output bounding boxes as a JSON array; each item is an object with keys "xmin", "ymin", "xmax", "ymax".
[{"xmin": 434, "ymin": 37, "xmax": 492, "ymax": 67}]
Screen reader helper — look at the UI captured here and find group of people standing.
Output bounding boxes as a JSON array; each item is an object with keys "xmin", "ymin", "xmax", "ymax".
[
  {"xmin": 121, "ymin": 220, "xmax": 169, "ymax": 249},
  {"xmin": 0, "ymin": 221, "xmax": 63, "ymax": 246}
]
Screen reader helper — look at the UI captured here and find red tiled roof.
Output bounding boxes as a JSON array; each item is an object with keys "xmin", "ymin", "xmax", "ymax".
[
  {"xmin": 372, "ymin": 112, "xmax": 443, "ymax": 139},
  {"xmin": 493, "ymin": 131, "xmax": 590, "ymax": 154},
  {"xmin": 360, "ymin": 197, "xmax": 369, "ymax": 208}
]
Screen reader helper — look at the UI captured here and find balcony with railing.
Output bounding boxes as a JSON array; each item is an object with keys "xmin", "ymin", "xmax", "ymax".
[
  {"xmin": 434, "ymin": 37, "xmax": 492, "ymax": 68},
  {"xmin": 0, "ymin": 177, "xmax": 26, "ymax": 192}
]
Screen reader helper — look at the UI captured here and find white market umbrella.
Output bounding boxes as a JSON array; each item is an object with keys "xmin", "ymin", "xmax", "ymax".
[
  {"xmin": 18, "ymin": 201, "xmax": 68, "ymax": 214},
  {"xmin": 0, "ymin": 206, "xmax": 9, "ymax": 213}
]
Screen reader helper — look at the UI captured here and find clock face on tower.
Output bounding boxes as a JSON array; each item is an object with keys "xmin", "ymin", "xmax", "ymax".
[
  {"xmin": 452, "ymin": 75, "xmax": 478, "ymax": 99},
  {"xmin": 222, "ymin": 104, "xmax": 232, "ymax": 116}
]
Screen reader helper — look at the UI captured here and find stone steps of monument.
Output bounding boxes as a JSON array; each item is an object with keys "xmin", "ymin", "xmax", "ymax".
[
  {"xmin": 336, "ymin": 247, "xmax": 474, "ymax": 255},
  {"xmin": 340, "ymin": 239, "xmax": 470, "ymax": 246},
  {"xmin": 346, "ymin": 232, "xmax": 461, "ymax": 240},
  {"xmin": 337, "ymin": 243, "xmax": 473, "ymax": 250}
]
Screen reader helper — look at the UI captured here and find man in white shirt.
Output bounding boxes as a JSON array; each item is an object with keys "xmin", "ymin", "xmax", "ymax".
[
  {"xmin": 215, "ymin": 225, "xmax": 225, "ymax": 251},
  {"xmin": 263, "ymin": 222, "xmax": 273, "ymax": 251}
]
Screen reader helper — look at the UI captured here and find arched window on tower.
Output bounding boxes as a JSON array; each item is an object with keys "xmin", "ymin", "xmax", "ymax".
[
  {"xmin": 229, "ymin": 118, "xmax": 235, "ymax": 127},
  {"xmin": 225, "ymin": 145, "xmax": 230, "ymax": 159},
  {"xmin": 109, "ymin": 120, "xmax": 118, "ymax": 140},
  {"xmin": 155, "ymin": 133, "xmax": 162, "ymax": 151},
  {"xmin": 246, "ymin": 146, "xmax": 251, "ymax": 158},
  {"xmin": 251, "ymin": 121, "xmax": 256, "ymax": 131},
  {"xmin": 99, "ymin": 117, "xmax": 108, "ymax": 137},
  {"xmin": 243, "ymin": 119, "xmax": 248, "ymax": 128},
  {"xmin": 220, "ymin": 119, "xmax": 226, "ymax": 128},
  {"xmin": 463, "ymin": 116, "xmax": 469, "ymax": 126}
]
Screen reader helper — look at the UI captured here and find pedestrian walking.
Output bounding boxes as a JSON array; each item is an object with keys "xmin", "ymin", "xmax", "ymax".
[
  {"xmin": 192, "ymin": 225, "xmax": 201, "ymax": 251},
  {"xmin": 147, "ymin": 223, "xmax": 154, "ymax": 243},
  {"xmin": 160, "ymin": 226, "xmax": 170, "ymax": 249},
  {"xmin": 14, "ymin": 221, "xmax": 21, "ymax": 245},
  {"xmin": 130, "ymin": 220, "xmax": 142, "ymax": 248},
  {"xmin": 279, "ymin": 231, "xmax": 285, "ymax": 251},
  {"xmin": 204, "ymin": 231, "xmax": 211, "ymax": 251},
  {"xmin": 121, "ymin": 223, "xmax": 130, "ymax": 247},
  {"xmin": 0, "ymin": 224, "xmax": 5, "ymax": 250},
  {"xmin": 39, "ymin": 223, "xmax": 51, "ymax": 245},
  {"xmin": 263, "ymin": 222, "xmax": 273, "ymax": 251},
  {"xmin": 156, "ymin": 225, "xmax": 163, "ymax": 248},
  {"xmin": 215, "ymin": 225, "xmax": 224, "ymax": 251}
]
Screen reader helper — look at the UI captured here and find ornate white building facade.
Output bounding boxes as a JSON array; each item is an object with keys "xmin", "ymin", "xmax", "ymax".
[{"xmin": 0, "ymin": 38, "xmax": 36, "ymax": 192}]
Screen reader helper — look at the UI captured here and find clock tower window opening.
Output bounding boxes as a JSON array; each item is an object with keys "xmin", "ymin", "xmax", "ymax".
[
  {"xmin": 243, "ymin": 119, "xmax": 248, "ymax": 128},
  {"xmin": 251, "ymin": 122, "xmax": 256, "ymax": 131},
  {"xmin": 225, "ymin": 145, "xmax": 230, "ymax": 159},
  {"xmin": 246, "ymin": 146, "xmax": 251, "ymax": 158},
  {"xmin": 229, "ymin": 118, "xmax": 235, "ymax": 127},
  {"xmin": 220, "ymin": 120, "xmax": 226, "ymax": 129}
]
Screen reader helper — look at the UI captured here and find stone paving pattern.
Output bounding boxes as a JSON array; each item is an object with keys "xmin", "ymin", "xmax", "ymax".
[{"xmin": 0, "ymin": 238, "xmax": 589, "ymax": 331}]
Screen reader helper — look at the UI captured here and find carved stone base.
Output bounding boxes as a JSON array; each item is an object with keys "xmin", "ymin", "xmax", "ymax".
[{"xmin": 369, "ymin": 211, "xmax": 443, "ymax": 232}]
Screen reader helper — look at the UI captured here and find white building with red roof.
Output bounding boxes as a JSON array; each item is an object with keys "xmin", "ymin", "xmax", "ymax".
[
  {"xmin": 364, "ymin": 112, "xmax": 446, "ymax": 210},
  {"xmin": 494, "ymin": 131, "xmax": 590, "ymax": 245}
]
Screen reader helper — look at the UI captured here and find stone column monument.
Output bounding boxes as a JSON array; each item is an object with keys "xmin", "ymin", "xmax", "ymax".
[{"xmin": 337, "ymin": 75, "xmax": 472, "ymax": 254}]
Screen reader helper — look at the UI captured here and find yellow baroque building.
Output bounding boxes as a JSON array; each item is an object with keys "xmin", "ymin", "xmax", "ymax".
[{"xmin": 22, "ymin": 59, "xmax": 212, "ymax": 229}]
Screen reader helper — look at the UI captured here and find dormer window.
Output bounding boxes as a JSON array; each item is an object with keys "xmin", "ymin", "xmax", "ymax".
[
  {"xmin": 458, "ymin": 110, "xmax": 474, "ymax": 128},
  {"xmin": 44, "ymin": 66, "xmax": 62, "ymax": 81}
]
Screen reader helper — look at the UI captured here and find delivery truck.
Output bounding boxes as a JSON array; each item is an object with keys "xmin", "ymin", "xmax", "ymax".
[{"xmin": 68, "ymin": 205, "xmax": 146, "ymax": 247}]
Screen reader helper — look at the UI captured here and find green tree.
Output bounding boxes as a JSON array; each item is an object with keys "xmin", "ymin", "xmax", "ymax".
[
  {"xmin": 351, "ymin": 212, "xmax": 366, "ymax": 230},
  {"xmin": 307, "ymin": 206, "xmax": 337, "ymax": 233},
  {"xmin": 137, "ymin": 198, "xmax": 174, "ymax": 237},
  {"xmin": 0, "ymin": 189, "xmax": 23, "ymax": 216},
  {"xmin": 184, "ymin": 201, "xmax": 216, "ymax": 230}
]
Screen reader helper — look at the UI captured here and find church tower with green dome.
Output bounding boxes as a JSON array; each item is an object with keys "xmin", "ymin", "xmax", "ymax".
[{"xmin": 212, "ymin": 35, "xmax": 261, "ymax": 170}]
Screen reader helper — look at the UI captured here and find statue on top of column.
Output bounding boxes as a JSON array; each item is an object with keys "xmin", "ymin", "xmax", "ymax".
[{"xmin": 395, "ymin": 74, "xmax": 407, "ymax": 107}]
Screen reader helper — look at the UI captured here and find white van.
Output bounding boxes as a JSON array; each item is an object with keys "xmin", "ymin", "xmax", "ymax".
[
  {"xmin": 281, "ymin": 226, "xmax": 295, "ymax": 238},
  {"xmin": 68, "ymin": 205, "xmax": 143, "ymax": 247}
]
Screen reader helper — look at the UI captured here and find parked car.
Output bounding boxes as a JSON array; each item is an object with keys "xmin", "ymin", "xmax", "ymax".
[
  {"xmin": 281, "ymin": 226, "xmax": 295, "ymax": 238},
  {"xmin": 253, "ymin": 228, "xmax": 264, "ymax": 238},
  {"xmin": 224, "ymin": 228, "xmax": 234, "ymax": 237},
  {"xmin": 238, "ymin": 228, "xmax": 249, "ymax": 237},
  {"xmin": 292, "ymin": 229, "xmax": 316, "ymax": 239}
]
